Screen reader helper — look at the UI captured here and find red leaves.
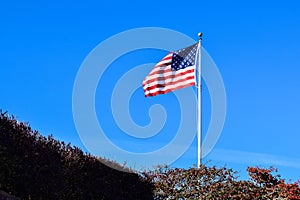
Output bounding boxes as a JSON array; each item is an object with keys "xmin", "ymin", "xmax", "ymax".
[
  {"xmin": 247, "ymin": 166, "xmax": 280, "ymax": 186},
  {"xmin": 144, "ymin": 165, "xmax": 300, "ymax": 199},
  {"xmin": 247, "ymin": 166, "xmax": 300, "ymax": 199}
]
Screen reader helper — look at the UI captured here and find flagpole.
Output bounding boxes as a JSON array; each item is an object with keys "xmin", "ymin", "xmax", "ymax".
[{"xmin": 197, "ymin": 32, "xmax": 202, "ymax": 168}]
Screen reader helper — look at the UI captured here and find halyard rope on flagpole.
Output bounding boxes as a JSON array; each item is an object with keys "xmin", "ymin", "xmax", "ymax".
[{"xmin": 197, "ymin": 32, "xmax": 202, "ymax": 168}]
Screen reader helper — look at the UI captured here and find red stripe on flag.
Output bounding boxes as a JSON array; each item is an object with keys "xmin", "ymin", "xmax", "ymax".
[
  {"xmin": 144, "ymin": 82, "xmax": 195, "ymax": 97},
  {"xmin": 143, "ymin": 75, "xmax": 195, "ymax": 92},
  {"xmin": 143, "ymin": 68, "xmax": 195, "ymax": 85}
]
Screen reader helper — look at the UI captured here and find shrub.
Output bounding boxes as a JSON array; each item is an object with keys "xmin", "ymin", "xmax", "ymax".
[
  {"xmin": 143, "ymin": 165, "xmax": 300, "ymax": 199},
  {"xmin": 0, "ymin": 111, "xmax": 153, "ymax": 199}
]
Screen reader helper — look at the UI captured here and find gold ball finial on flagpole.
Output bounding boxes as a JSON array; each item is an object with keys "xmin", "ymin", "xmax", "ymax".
[{"xmin": 198, "ymin": 32, "xmax": 202, "ymax": 41}]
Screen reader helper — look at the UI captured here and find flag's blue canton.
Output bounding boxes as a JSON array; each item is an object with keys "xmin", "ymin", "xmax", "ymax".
[{"xmin": 171, "ymin": 43, "xmax": 198, "ymax": 71}]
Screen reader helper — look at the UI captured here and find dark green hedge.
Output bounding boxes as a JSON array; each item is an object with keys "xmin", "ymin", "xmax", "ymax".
[{"xmin": 0, "ymin": 111, "xmax": 153, "ymax": 200}]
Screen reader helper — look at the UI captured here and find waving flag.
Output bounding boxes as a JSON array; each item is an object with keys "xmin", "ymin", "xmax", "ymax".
[{"xmin": 143, "ymin": 43, "xmax": 198, "ymax": 97}]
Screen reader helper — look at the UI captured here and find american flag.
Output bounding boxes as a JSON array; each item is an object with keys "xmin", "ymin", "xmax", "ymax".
[{"xmin": 143, "ymin": 43, "xmax": 198, "ymax": 97}]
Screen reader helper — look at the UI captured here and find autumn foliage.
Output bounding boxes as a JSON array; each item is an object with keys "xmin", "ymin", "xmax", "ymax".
[
  {"xmin": 0, "ymin": 110, "xmax": 299, "ymax": 199},
  {"xmin": 143, "ymin": 165, "xmax": 300, "ymax": 199}
]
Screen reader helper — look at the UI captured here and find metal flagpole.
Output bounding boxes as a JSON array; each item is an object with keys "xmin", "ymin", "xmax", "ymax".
[{"xmin": 197, "ymin": 32, "xmax": 202, "ymax": 168}]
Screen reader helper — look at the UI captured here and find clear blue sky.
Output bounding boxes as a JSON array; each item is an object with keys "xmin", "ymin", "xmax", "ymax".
[{"xmin": 1, "ymin": 1, "xmax": 300, "ymax": 181}]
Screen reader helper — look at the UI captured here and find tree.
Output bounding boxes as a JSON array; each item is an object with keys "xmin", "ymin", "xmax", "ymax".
[{"xmin": 143, "ymin": 165, "xmax": 300, "ymax": 199}]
